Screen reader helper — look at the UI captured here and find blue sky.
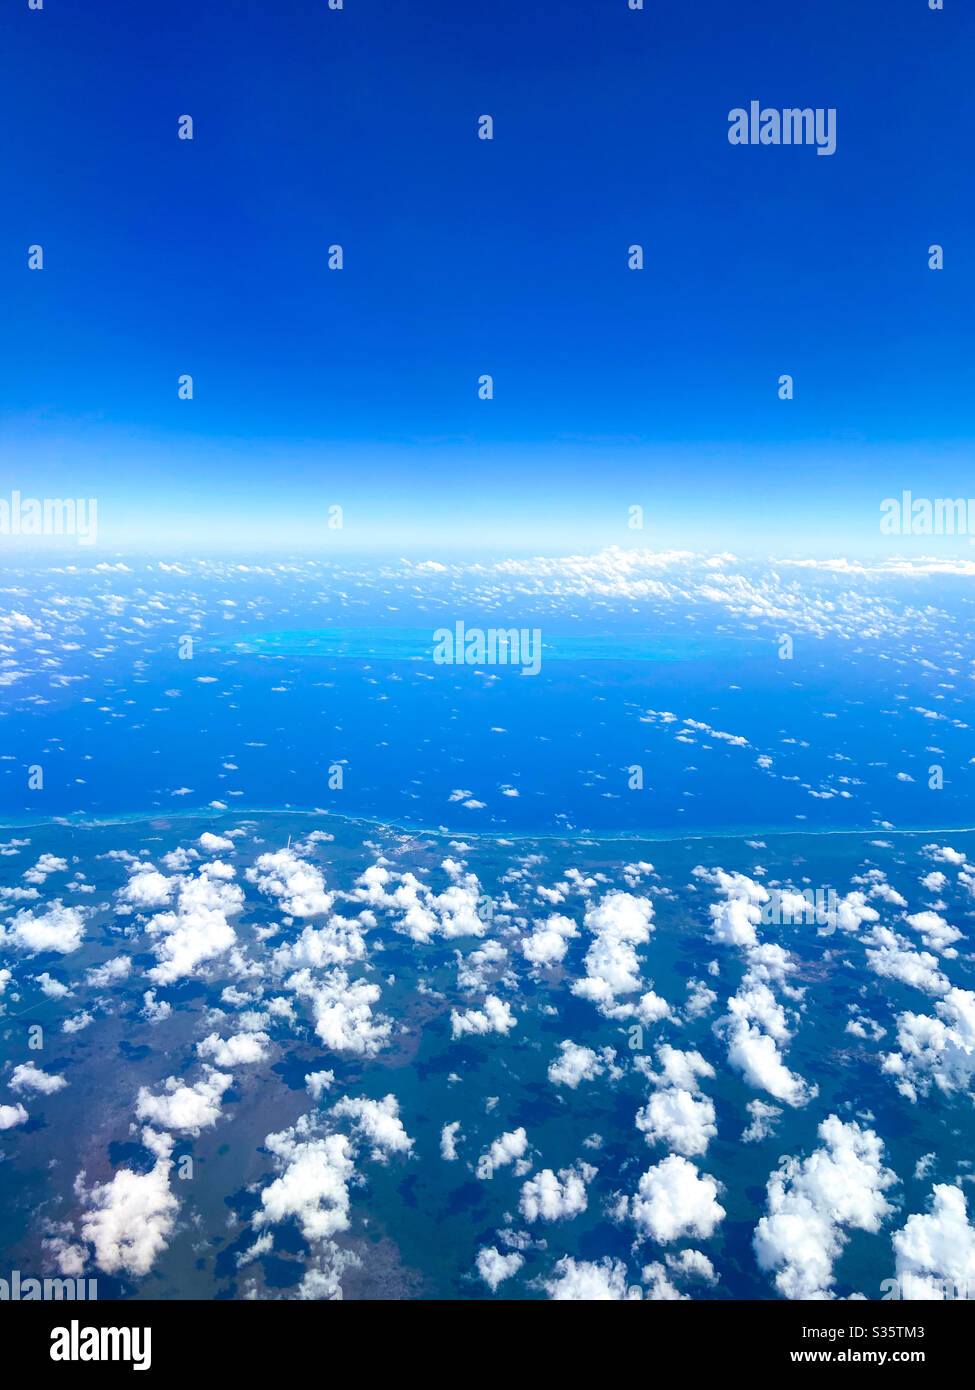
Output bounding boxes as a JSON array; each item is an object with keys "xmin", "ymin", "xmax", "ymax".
[{"xmin": 2, "ymin": 0, "xmax": 973, "ymax": 554}]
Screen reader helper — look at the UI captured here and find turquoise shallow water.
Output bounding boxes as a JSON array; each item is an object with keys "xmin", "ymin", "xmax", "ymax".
[{"xmin": 214, "ymin": 626, "xmax": 759, "ymax": 662}]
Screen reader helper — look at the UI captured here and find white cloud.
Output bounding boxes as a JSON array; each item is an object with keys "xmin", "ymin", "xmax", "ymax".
[
  {"xmin": 519, "ymin": 1163, "xmax": 596, "ymax": 1223},
  {"xmin": 543, "ymin": 1256, "xmax": 637, "ymax": 1301},
  {"xmin": 570, "ymin": 891, "xmax": 655, "ymax": 1018},
  {"xmin": 330, "ymin": 1094, "xmax": 414, "ymax": 1163},
  {"xmin": 76, "ymin": 1139, "xmax": 179, "ymax": 1278},
  {"xmin": 9, "ymin": 1062, "xmax": 67, "ymax": 1096},
  {"xmin": 627, "ymin": 1155, "xmax": 725, "ymax": 1244},
  {"xmin": 893, "ymin": 1184, "xmax": 975, "ymax": 1300},
  {"xmin": 246, "ymin": 849, "xmax": 333, "ymax": 917},
  {"xmin": 196, "ymin": 1031, "xmax": 270, "ymax": 1067},
  {"xmin": 451, "ymin": 994, "xmax": 517, "ymax": 1040},
  {"xmin": 741, "ymin": 1098, "xmax": 783, "ymax": 1144},
  {"xmin": 134, "ymin": 1070, "xmax": 232, "ymax": 1136},
  {"xmin": 440, "ymin": 1121, "xmax": 463, "ymax": 1160},
  {"xmin": 476, "ymin": 1246, "xmax": 524, "ymax": 1291},
  {"xmin": 521, "ymin": 914, "xmax": 578, "ymax": 968},
  {"xmin": 287, "ymin": 967, "xmax": 392, "ymax": 1057},
  {"xmin": 754, "ymin": 1115, "xmax": 897, "ymax": 1299},
  {"xmin": 144, "ymin": 867, "xmax": 243, "ymax": 985},
  {"xmin": 476, "ymin": 1127, "xmax": 528, "ymax": 1181},
  {"xmin": 635, "ymin": 1088, "xmax": 717, "ymax": 1158},
  {"xmin": 1, "ymin": 901, "xmax": 88, "ymax": 955},
  {"xmin": 254, "ymin": 1115, "xmax": 354, "ymax": 1243},
  {"xmin": 548, "ymin": 1040, "xmax": 606, "ymax": 1090}
]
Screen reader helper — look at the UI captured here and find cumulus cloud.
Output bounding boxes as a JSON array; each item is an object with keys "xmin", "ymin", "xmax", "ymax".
[
  {"xmin": 693, "ymin": 868, "xmax": 767, "ymax": 949},
  {"xmin": 754, "ymin": 1115, "xmax": 897, "ymax": 1299},
  {"xmin": 519, "ymin": 1163, "xmax": 596, "ymax": 1223},
  {"xmin": 118, "ymin": 865, "xmax": 176, "ymax": 910},
  {"xmin": 246, "ymin": 849, "xmax": 333, "ymax": 917},
  {"xmin": 543, "ymin": 1256, "xmax": 637, "ymax": 1301},
  {"xmin": 450, "ymin": 994, "xmax": 517, "ymax": 1040},
  {"xmin": 1, "ymin": 901, "xmax": 88, "ymax": 955},
  {"xmin": 476, "ymin": 1246, "xmax": 524, "ymax": 1291},
  {"xmin": 476, "ymin": 1128, "xmax": 529, "ymax": 1181},
  {"xmin": 570, "ymin": 891, "xmax": 655, "ymax": 1018},
  {"xmin": 548, "ymin": 1040, "xmax": 610, "ymax": 1090},
  {"xmin": 287, "ymin": 967, "xmax": 392, "ymax": 1057},
  {"xmin": 521, "ymin": 914, "xmax": 578, "ymax": 968},
  {"xmin": 353, "ymin": 860, "xmax": 487, "ymax": 944},
  {"xmin": 741, "ymin": 1098, "xmax": 783, "ymax": 1144},
  {"xmin": 9, "ymin": 1062, "xmax": 67, "ymax": 1096},
  {"xmin": 440, "ymin": 1121, "xmax": 463, "ymax": 1160},
  {"xmin": 144, "ymin": 867, "xmax": 243, "ymax": 985},
  {"xmin": 892, "ymin": 1184, "xmax": 975, "ymax": 1300},
  {"xmin": 134, "ymin": 1070, "xmax": 233, "ymax": 1136},
  {"xmin": 254, "ymin": 1115, "xmax": 354, "ymax": 1243},
  {"xmin": 196, "ymin": 1031, "xmax": 270, "ymax": 1067},
  {"xmin": 330, "ymin": 1094, "xmax": 413, "ymax": 1163},
  {"xmin": 76, "ymin": 1138, "xmax": 179, "ymax": 1278},
  {"xmin": 881, "ymin": 987, "xmax": 975, "ymax": 1102},
  {"xmin": 627, "ymin": 1155, "xmax": 725, "ymax": 1244},
  {"xmin": 636, "ymin": 1088, "xmax": 717, "ymax": 1158}
]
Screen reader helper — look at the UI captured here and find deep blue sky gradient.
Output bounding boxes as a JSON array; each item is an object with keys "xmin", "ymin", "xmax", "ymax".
[{"xmin": 2, "ymin": 0, "xmax": 973, "ymax": 552}]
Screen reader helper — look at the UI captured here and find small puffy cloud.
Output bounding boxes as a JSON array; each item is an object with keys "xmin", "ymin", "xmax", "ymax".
[
  {"xmin": 330, "ymin": 1094, "xmax": 413, "ymax": 1163},
  {"xmin": 693, "ymin": 868, "xmax": 767, "ymax": 949},
  {"xmin": 548, "ymin": 1040, "xmax": 605, "ymax": 1090},
  {"xmin": 723, "ymin": 1018, "xmax": 816, "ymax": 1108},
  {"xmin": 9, "ymin": 1062, "xmax": 67, "ymax": 1096},
  {"xmin": 571, "ymin": 891, "xmax": 655, "ymax": 1018},
  {"xmin": 22, "ymin": 854, "xmax": 68, "ymax": 885},
  {"xmin": 197, "ymin": 1031, "xmax": 270, "ymax": 1067},
  {"xmin": 519, "ymin": 1163, "xmax": 596, "ymax": 1223},
  {"xmin": 1, "ymin": 901, "xmax": 87, "ymax": 955},
  {"xmin": 199, "ymin": 832, "xmax": 235, "ymax": 853},
  {"xmin": 476, "ymin": 1246, "xmax": 524, "ymax": 1291},
  {"xmin": 741, "ymin": 1099, "xmax": 783, "ymax": 1144},
  {"xmin": 521, "ymin": 914, "xmax": 578, "ymax": 968},
  {"xmin": 118, "ymin": 866, "xmax": 176, "ymax": 910},
  {"xmin": 904, "ymin": 911, "xmax": 962, "ymax": 957},
  {"xmin": 246, "ymin": 849, "xmax": 333, "ymax": 917},
  {"xmin": 451, "ymin": 994, "xmax": 517, "ymax": 1040},
  {"xmin": 543, "ymin": 1256, "xmax": 637, "ymax": 1301},
  {"xmin": 476, "ymin": 1127, "xmax": 528, "ymax": 1181},
  {"xmin": 134, "ymin": 1071, "xmax": 233, "ymax": 1136},
  {"xmin": 440, "ymin": 1121, "xmax": 462, "ymax": 1160},
  {"xmin": 76, "ymin": 1142, "xmax": 179, "ymax": 1278},
  {"xmin": 882, "ymin": 987, "xmax": 975, "ymax": 1102},
  {"xmin": 893, "ymin": 1184, "xmax": 975, "ymax": 1300},
  {"xmin": 254, "ymin": 1117, "xmax": 354, "ymax": 1243},
  {"xmin": 627, "ymin": 1155, "xmax": 725, "ymax": 1244},
  {"xmin": 636, "ymin": 1088, "xmax": 717, "ymax": 1158},
  {"xmin": 85, "ymin": 956, "xmax": 132, "ymax": 988},
  {"xmin": 305, "ymin": 1070, "xmax": 335, "ymax": 1101},
  {"xmin": 144, "ymin": 868, "xmax": 243, "ymax": 985},
  {"xmin": 288, "ymin": 967, "xmax": 392, "ymax": 1057},
  {"xmin": 0, "ymin": 1102, "xmax": 29, "ymax": 1130},
  {"xmin": 754, "ymin": 1115, "xmax": 897, "ymax": 1300}
]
